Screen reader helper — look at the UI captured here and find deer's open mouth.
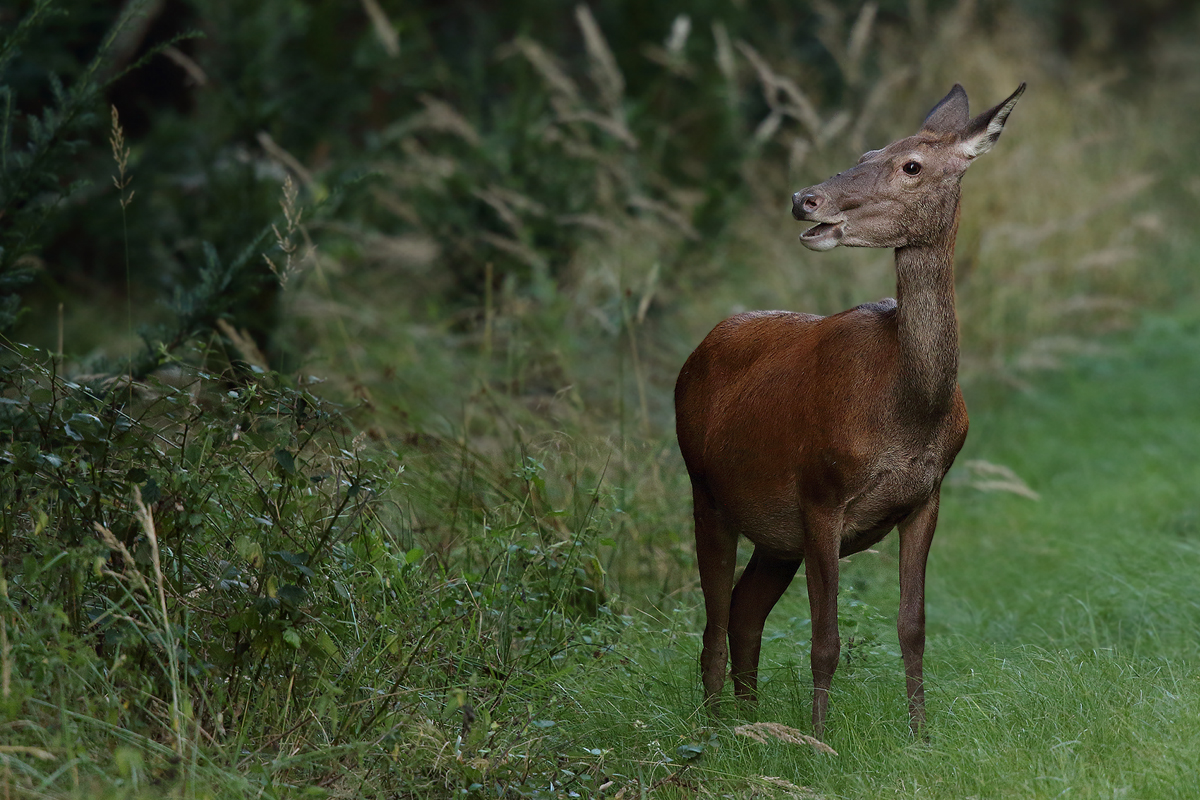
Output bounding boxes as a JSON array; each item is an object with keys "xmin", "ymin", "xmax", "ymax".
[{"xmin": 799, "ymin": 221, "xmax": 845, "ymax": 251}]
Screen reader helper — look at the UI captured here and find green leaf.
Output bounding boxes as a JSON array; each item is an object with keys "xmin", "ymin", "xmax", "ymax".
[
  {"xmin": 282, "ymin": 627, "xmax": 301, "ymax": 649},
  {"xmin": 272, "ymin": 550, "xmax": 315, "ymax": 578},
  {"xmin": 444, "ymin": 688, "xmax": 467, "ymax": 716},
  {"xmin": 274, "ymin": 448, "xmax": 296, "ymax": 474},
  {"xmin": 227, "ymin": 610, "xmax": 256, "ymax": 634},
  {"xmin": 236, "ymin": 536, "xmax": 263, "ymax": 569},
  {"xmin": 315, "ymin": 630, "xmax": 339, "ymax": 657},
  {"xmin": 37, "ymin": 453, "xmax": 63, "ymax": 468},
  {"xmin": 278, "ymin": 583, "xmax": 307, "ymax": 608}
]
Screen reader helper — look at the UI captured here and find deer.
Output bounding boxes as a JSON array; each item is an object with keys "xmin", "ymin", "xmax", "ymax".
[{"xmin": 674, "ymin": 83, "xmax": 1025, "ymax": 739}]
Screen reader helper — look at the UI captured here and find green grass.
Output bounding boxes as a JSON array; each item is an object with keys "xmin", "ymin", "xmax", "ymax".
[
  {"xmin": 7, "ymin": 2, "xmax": 1200, "ymax": 796},
  {"xmin": 8, "ymin": 308, "xmax": 1200, "ymax": 800},
  {"xmin": 524, "ymin": 311, "xmax": 1200, "ymax": 800}
]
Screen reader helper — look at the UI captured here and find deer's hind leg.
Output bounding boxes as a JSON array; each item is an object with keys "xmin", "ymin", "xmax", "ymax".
[
  {"xmin": 804, "ymin": 513, "xmax": 843, "ymax": 740},
  {"xmin": 693, "ymin": 482, "xmax": 739, "ymax": 704},
  {"xmin": 729, "ymin": 548, "xmax": 801, "ymax": 702}
]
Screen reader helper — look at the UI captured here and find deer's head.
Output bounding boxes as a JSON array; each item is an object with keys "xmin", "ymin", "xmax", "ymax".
[{"xmin": 792, "ymin": 83, "xmax": 1025, "ymax": 251}]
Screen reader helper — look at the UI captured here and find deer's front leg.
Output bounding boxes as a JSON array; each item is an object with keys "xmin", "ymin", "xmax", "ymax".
[{"xmin": 897, "ymin": 494, "xmax": 940, "ymax": 737}]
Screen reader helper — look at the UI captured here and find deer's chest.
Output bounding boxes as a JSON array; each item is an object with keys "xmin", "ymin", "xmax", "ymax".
[
  {"xmin": 840, "ymin": 451, "xmax": 944, "ymax": 534},
  {"xmin": 837, "ymin": 416, "xmax": 966, "ymax": 538}
]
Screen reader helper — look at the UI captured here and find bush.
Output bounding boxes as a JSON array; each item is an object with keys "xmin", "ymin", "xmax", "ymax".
[{"xmin": 0, "ymin": 337, "xmax": 624, "ymax": 794}]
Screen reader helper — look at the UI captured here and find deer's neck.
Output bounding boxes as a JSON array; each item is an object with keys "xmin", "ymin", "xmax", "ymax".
[{"xmin": 893, "ymin": 214, "xmax": 961, "ymax": 413}]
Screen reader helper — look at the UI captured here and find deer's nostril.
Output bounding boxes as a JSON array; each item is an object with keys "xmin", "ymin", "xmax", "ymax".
[{"xmin": 802, "ymin": 194, "xmax": 822, "ymax": 213}]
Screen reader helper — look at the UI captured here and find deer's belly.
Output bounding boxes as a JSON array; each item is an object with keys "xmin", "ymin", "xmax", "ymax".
[
  {"xmin": 706, "ymin": 436, "xmax": 958, "ymax": 556},
  {"xmin": 713, "ymin": 465, "xmax": 941, "ymax": 557}
]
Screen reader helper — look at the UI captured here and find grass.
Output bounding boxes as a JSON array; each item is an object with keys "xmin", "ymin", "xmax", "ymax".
[
  {"xmin": 7, "ymin": 2, "xmax": 1200, "ymax": 798},
  {"xmin": 20, "ymin": 310, "xmax": 1200, "ymax": 798},
  {"xmin": 513, "ymin": 310, "xmax": 1200, "ymax": 799}
]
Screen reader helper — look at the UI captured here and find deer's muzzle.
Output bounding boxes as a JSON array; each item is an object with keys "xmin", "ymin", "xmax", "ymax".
[{"xmin": 792, "ymin": 189, "xmax": 846, "ymax": 251}]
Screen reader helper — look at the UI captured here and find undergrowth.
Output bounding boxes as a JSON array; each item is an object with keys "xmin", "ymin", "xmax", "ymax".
[
  {"xmin": 4, "ymin": 0, "xmax": 1200, "ymax": 798},
  {"xmin": 0, "ymin": 341, "xmax": 634, "ymax": 797}
]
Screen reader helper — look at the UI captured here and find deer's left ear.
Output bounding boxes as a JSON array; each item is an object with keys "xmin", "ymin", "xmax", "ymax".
[{"xmin": 959, "ymin": 83, "xmax": 1026, "ymax": 160}]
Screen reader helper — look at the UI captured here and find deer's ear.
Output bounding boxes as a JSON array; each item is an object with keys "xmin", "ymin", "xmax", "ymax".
[
  {"xmin": 959, "ymin": 83, "xmax": 1026, "ymax": 160},
  {"xmin": 922, "ymin": 84, "xmax": 969, "ymax": 135}
]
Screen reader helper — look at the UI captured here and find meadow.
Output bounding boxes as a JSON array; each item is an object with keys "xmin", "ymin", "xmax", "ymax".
[{"xmin": 3, "ymin": 1, "xmax": 1200, "ymax": 797}]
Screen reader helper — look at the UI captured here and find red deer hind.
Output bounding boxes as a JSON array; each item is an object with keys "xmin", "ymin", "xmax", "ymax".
[{"xmin": 675, "ymin": 83, "xmax": 1025, "ymax": 739}]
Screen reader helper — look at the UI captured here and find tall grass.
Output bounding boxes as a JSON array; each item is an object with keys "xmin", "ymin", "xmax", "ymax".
[
  {"xmin": 682, "ymin": 3, "xmax": 1172, "ymax": 386},
  {"xmin": 290, "ymin": 0, "xmax": 1196, "ymax": 596},
  {"xmin": 5, "ymin": 1, "xmax": 1200, "ymax": 797}
]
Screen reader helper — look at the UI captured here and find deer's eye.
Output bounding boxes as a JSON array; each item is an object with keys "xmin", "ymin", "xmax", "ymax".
[{"xmin": 903, "ymin": 161, "xmax": 922, "ymax": 176}]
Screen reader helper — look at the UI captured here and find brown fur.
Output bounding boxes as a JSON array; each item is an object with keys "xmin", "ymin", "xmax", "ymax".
[{"xmin": 675, "ymin": 83, "xmax": 1025, "ymax": 739}]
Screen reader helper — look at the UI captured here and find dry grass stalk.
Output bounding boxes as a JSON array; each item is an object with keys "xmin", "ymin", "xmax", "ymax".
[
  {"xmin": 109, "ymin": 105, "xmax": 134, "ymax": 209},
  {"xmin": 1012, "ymin": 336, "xmax": 1110, "ymax": 373},
  {"xmin": 94, "ymin": 486, "xmax": 186, "ymax": 756},
  {"xmin": 755, "ymin": 775, "xmax": 822, "ymax": 798},
  {"xmin": 666, "ymin": 14, "xmax": 691, "ymax": 55},
  {"xmin": 574, "ymin": 4, "xmax": 625, "ymax": 113},
  {"xmin": 367, "ymin": 232, "xmax": 441, "ymax": 272},
  {"xmin": 257, "ymin": 132, "xmax": 314, "ymax": 188},
  {"xmin": 504, "ymin": 38, "xmax": 582, "ymax": 107},
  {"xmin": 0, "ymin": 578, "xmax": 8, "ymax": 703},
  {"xmin": 506, "ymin": 11, "xmax": 636, "ymax": 148},
  {"xmin": 162, "ymin": 45, "xmax": 207, "ymax": 86},
  {"xmin": 733, "ymin": 722, "xmax": 838, "ymax": 755},
  {"xmin": 478, "ymin": 231, "xmax": 548, "ymax": 272},
  {"xmin": 712, "ymin": 22, "xmax": 739, "ymax": 108},
  {"xmin": 736, "ymin": 40, "xmax": 822, "ymax": 139},
  {"xmin": 412, "ymin": 94, "xmax": 481, "ymax": 147},
  {"xmin": 94, "ymin": 523, "xmax": 152, "ymax": 597},
  {"xmin": 642, "ymin": 14, "xmax": 695, "ymax": 76},
  {"xmin": 370, "ymin": 187, "xmax": 420, "ymax": 225},
  {"xmin": 263, "ymin": 174, "xmax": 311, "ymax": 289},
  {"xmin": 472, "ymin": 185, "xmax": 549, "ymax": 237},
  {"xmin": 844, "ymin": 2, "xmax": 878, "ymax": 78},
  {"xmin": 360, "ymin": 0, "xmax": 400, "ymax": 57},
  {"xmin": 959, "ymin": 459, "xmax": 1040, "ymax": 500},
  {"xmin": 848, "ymin": 66, "xmax": 914, "ymax": 152},
  {"xmin": 811, "ymin": 0, "xmax": 878, "ymax": 86},
  {"xmin": 555, "ymin": 212, "xmax": 622, "ymax": 236},
  {"xmin": 215, "ymin": 318, "xmax": 270, "ymax": 371},
  {"xmin": 0, "ymin": 745, "xmax": 55, "ymax": 761},
  {"xmin": 136, "ymin": 486, "xmax": 185, "ymax": 758},
  {"xmin": 1052, "ymin": 296, "xmax": 1133, "ymax": 317},
  {"xmin": 1074, "ymin": 247, "xmax": 1137, "ymax": 272},
  {"xmin": 554, "ymin": 109, "xmax": 638, "ymax": 148},
  {"xmin": 815, "ymin": 109, "xmax": 852, "ymax": 148},
  {"xmin": 628, "ymin": 195, "xmax": 699, "ymax": 241}
]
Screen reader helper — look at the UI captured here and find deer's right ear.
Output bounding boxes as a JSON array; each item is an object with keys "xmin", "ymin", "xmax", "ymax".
[
  {"xmin": 922, "ymin": 84, "xmax": 970, "ymax": 135},
  {"xmin": 958, "ymin": 83, "xmax": 1026, "ymax": 160}
]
